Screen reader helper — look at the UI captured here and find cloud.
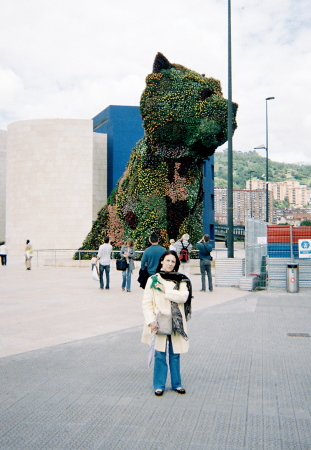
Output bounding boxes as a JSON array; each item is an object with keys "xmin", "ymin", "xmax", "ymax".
[
  {"xmin": 0, "ymin": 67, "xmax": 24, "ymax": 108},
  {"xmin": 0, "ymin": 0, "xmax": 310, "ymax": 164}
]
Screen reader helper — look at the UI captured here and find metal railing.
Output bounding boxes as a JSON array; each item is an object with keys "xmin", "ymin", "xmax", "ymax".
[
  {"xmin": 33, "ymin": 249, "xmax": 142, "ymax": 267},
  {"xmin": 32, "ymin": 247, "xmax": 231, "ymax": 267}
]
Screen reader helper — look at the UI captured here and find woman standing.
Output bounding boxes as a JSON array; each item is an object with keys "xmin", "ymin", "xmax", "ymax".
[
  {"xmin": 169, "ymin": 239, "xmax": 177, "ymax": 252},
  {"xmin": 120, "ymin": 238, "xmax": 136, "ymax": 292},
  {"xmin": 25, "ymin": 239, "xmax": 33, "ymax": 270},
  {"xmin": 0, "ymin": 241, "xmax": 8, "ymax": 266},
  {"xmin": 141, "ymin": 250, "xmax": 192, "ymax": 396}
]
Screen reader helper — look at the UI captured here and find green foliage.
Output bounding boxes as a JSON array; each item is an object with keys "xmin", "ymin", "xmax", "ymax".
[
  {"xmin": 107, "ymin": 187, "xmax": 118, "ymax": 205},
  {"xmin": 78, "ymin": 53, "xmax": 237, "ymax": 253},
  {"xmin": 300, "ymin": 220, "xmax": 311, "ymax": 226},
  {"xmin": 274, "ymin": 199, "xmax": 289, "ymax": 209},
  {"xmin": 141, "ymin": 64, "xmax": 237, "ymax": 160},
  {"xmin": 215, "ymin": 150, "xmax": 311, "ymax": 190}
]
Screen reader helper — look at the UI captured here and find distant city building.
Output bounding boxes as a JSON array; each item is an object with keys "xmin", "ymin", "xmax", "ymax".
[
  {"xmin": 215, "ymin": 187, "xmax": 273, "ymax": 225},
  {"xmin": 275, "ymin": 208, "xmax": 311, "ymax": 226},
  {"xmin": 246, "ymin": 179, "xmax": 310, "ymax": 206}
]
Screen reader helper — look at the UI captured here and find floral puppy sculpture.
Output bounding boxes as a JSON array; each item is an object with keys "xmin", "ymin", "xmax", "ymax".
[{"xmin": 79, "ymin": 53, "xmax": 238, "ymax": 252}]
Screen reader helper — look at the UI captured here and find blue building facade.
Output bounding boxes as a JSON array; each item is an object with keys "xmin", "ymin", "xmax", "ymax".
[
  {"xmin": 93, "ymin": 105, "xmax": 144, "ymax": 195},
  {"xmin": 93, "ymin": 105, "xmax": 214, "ymax": 244}
]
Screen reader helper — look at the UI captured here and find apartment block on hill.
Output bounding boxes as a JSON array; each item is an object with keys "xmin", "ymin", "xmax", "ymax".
[
  {"xmin": 215, "ymin": 187, "xmax": 273, "ymax": 225},
  {"xmin": 246, "ymin": 179, "xmax": 310, "ymax": 206}
]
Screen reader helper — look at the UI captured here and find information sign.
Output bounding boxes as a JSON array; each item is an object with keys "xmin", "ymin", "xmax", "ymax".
[{"xmin": 298, "ymin": 239, "xmax": 311, "ymax": 258}]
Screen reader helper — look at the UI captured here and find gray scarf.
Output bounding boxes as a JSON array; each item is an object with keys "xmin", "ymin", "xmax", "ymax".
[{"xmin": 171, "ymin": 301, "xmax": 189, "ymax": 341}]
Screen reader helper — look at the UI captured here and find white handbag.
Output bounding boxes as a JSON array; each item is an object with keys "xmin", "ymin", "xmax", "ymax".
[
  {"xmin": 152, "ymin": 281, "xmax": 172, "ymax": 335},
  {"xmin": 157, "ymin": 312, "xmax": 172, "ymax": 335},
  {"xmin": 92, "ymin": 266, "xmax": 99, "ymax": 281}
]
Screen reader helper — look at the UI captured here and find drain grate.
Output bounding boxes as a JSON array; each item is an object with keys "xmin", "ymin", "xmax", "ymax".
[{"xmin": 287, "ymin": 333, "xmax": 310, "ymax": 338}]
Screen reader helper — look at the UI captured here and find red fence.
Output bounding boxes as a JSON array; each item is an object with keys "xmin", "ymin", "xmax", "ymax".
[{"xmin": 267, "ymin": 225, "xmax": 311, "ymax": 258}]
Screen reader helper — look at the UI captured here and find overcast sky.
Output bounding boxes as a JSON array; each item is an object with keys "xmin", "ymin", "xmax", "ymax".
[{"xmin": 1, "ymin": 0, "xmax": 310, "ymax": 164}]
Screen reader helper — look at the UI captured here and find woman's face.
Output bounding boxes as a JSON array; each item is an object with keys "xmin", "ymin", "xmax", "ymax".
[{"xmin": 161, "ymin": 254, "xmax": 176, "ymax": 272}]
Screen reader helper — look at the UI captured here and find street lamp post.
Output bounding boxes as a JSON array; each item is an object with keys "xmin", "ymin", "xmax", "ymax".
[
  {"xmin": 227, "ymin": 0, "xmax": 234, "ymax": 258},
  {"xmin": 265, "ymin": 97, "xmax": 275, "ymax": 222},
  {"xmin": 254, "ymin": 96, "xmax": 275, "ymax": 223}
]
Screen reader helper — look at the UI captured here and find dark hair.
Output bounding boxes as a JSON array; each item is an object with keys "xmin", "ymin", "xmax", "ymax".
[
  {"xmin": 26, "ymin": 240, "xmax": 30, "ymax": 244},
  {"xmin": 156, "ymin": 250, "xmax": 180, "ymax": 273},
  {"xmin": 203, "ymin": 234, "xmax": 210, "ymax": 242},
  {"xmin": 150, "ymin": 233, "xmax": 159, "ymax": 244},
  {"xmin": 104, "ymin": 236, "xmax": 110, "ymax": 244}
]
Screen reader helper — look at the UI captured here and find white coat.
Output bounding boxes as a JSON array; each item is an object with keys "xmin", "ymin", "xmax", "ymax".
[{"xmin": 141, "ymin": 273, "xmax": 190, "ymax": 354}]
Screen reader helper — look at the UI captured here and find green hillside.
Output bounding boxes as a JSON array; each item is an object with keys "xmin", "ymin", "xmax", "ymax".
[{"xmin": 214, "ymin": 150, "xmax": 311, "ymax": 190}]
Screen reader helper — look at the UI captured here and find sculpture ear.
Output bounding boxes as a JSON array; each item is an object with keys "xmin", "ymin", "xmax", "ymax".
[{"xmin": 153, "ymin": 53, "xmax": 172, "ymax": 73}]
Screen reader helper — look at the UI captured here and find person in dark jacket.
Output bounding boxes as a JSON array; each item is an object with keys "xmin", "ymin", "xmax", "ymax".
[
  {"xmin": 196, "ymin": 234, "xmax": 213, "ymax": 292},
  {"xmin": 140, "ymin": 233, "xmax": 166, "ymax": 276}
]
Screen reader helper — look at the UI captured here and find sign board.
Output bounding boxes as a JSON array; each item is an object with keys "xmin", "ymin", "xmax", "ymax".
[{"xmin": 298, "ymin": 239, "xmax": 311, "ymax": 259}]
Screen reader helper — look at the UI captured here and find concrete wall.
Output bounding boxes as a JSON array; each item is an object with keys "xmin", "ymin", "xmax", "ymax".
[
  {"xmin": 93, "ymin": 132, "xmax": 107, "ymax": 220},
  {"xmin": 0, "ymin": 130, "xmax": 7, "ymax": 242},
  {"xmin": 6, "ymin": 119, "xmax": 107, "ymax": 256}
]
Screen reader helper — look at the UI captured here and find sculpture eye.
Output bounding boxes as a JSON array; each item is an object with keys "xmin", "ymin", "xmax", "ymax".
[{"xmin": 200, "ymin": 88, "xmax": 213, "ymax": 100}]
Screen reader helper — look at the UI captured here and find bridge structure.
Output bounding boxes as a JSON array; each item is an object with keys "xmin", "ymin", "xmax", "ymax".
[{"xmin": 215, "ymin": 224, "xmax": 245, "ymax": 242}]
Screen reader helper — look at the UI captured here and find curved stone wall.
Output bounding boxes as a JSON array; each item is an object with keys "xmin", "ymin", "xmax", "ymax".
[
  {"xmin": 6, "ymin": 119, "xmax": 107, "ymax": 256},
  {"xmin": 0, "ymin": 130, "xmax": 7, "ymax": 242}
]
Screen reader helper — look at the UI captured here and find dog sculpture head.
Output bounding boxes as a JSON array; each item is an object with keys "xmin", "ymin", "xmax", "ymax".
[
  {"xmin": 76, "ymin": 53, "xmax": 239, "ymax": 254},
  {"xmin": 140, "ymin": 52, "xmax": 238, "ymax": 160}
]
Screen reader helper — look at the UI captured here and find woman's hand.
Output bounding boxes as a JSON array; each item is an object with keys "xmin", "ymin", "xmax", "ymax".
[
  {"xmin": 150, "ymin": 321, "xmax": 159, "ymax": 333},
  {"xmin": 156, "ymin": 283, "xmax": 165, "ymax": 292}
]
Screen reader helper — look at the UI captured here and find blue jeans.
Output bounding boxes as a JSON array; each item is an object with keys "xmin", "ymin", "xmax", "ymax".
[
  {"xmin": 99, "ymin": 264, "xmax": 110, "ymax": 289},
  {"xmin": 121, "ymin": 266, "xmax": 132, "ymax": 291},
  {"xmin": 200, "ymin": 259, "xmax": 212, "ymax": 291},
  {"xmin": 153, "ymin": 337, "xmax": 181, "ymax": 390}
]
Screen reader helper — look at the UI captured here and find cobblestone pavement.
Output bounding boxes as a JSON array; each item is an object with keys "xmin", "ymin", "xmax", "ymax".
[{"xmin": 1, "ymin": 264, "xmax": 311, "ymax": 449}]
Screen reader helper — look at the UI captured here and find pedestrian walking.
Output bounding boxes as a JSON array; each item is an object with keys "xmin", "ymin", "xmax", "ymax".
[
  {"xmin": 25, "ymin": 240, "xmax": 33, "ymax": 270},
  {"xmin": 97, "ymin": 236, "xmax": 112, "ymax": 290},
  {"xmin": 169, "ymin": 239, "xmax": 177, "ymax": 252},
  {"xmin": 0, "ymin": 241, "xmax": 8, "ymax": 265},
  {"xmin": 120, "ymin": 238, "xmax": 136, "ymax": 292},
  {"xmin": 91, "ymin": 255, "xmax": 98, "ymax": 271}
]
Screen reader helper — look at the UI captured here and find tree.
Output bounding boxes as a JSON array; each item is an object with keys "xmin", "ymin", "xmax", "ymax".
[{"xmin": 300, "ymin": 220, "xmax": 311, "ymax": 226}]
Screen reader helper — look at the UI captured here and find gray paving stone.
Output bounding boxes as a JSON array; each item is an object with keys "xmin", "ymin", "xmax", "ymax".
[{"xmin": 1, "ymin": 291, "xmax": 311, "ymax": 448}]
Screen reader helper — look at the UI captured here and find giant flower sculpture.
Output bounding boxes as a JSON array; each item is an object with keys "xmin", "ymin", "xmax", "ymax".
[{"xmin": 78, "ymin": 53, "xmax": 238, "ymax": 253}]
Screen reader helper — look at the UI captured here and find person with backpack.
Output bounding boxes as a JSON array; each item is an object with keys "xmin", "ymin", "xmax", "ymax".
[
  {"xmin": 175, "ymin": 234, "xmax": 192, "ymax": 277},
  {"xmin": 196, "ymin": 234, "xmax": 213, "ymax": 292}
]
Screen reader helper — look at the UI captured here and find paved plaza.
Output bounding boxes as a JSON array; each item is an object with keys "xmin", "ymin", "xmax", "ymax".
[{"xmin": 1, "ymin": 260, "xmax": 311, "ymax": 449}]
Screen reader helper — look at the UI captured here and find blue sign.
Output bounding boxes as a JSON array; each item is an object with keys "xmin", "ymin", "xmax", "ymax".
[{"xmin": 298, "ymin": 239, "xmax": 311, "ymax": 258}]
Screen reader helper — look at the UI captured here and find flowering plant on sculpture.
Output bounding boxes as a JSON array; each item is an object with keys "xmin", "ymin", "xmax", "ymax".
[{"xmin": 75, "ymin": 52, "xmax": 238, "ymax": 258}]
